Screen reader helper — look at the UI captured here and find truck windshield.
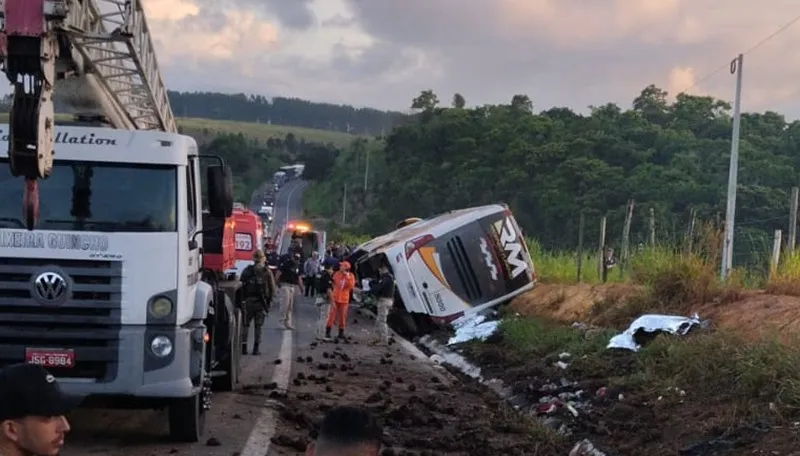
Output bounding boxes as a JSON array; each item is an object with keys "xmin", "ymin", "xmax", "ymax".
[{"xmin": 0, "ymin": 159, "xmax": 177, "ymax": 232}]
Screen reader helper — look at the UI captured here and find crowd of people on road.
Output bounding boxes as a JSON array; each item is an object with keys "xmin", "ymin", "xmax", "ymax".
[{"xmin": 237, "ymin": 237, "xmax": 396, "ymax": 356}]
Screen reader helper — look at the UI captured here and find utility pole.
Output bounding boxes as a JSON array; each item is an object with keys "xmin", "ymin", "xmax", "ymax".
[
  {"xmin": 789, "ymin": 187, "xmax": 799, "ymax": 254},
  {"xmin": 721, "ymin": 53, "xmax": 743, "ymax": 280},
  {"xmin": 364, "ymin": 148, "xmax": 369, "ymax": 192},
  {"xmin": 342, "ymin": 183, "xmax": 347, "ymax": 224}
]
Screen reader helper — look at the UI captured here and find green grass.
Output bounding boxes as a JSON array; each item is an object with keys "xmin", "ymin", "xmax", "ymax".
[
  {"xmin": 527, "ymin": 238, "xmax": 681, "ymax": 285},
  {"xmin": 177, "ymin": 117, "xmax": 360, "ymax": 147},
  {"xmin": 767, "ymin": 250, "xmax": 800, "ymax": 296},
  {"xmin": 498, "ymin": 314, "xmax": 800, "ymax": 414},
  {"xmin": 0, "ymin": 113, "xmax": 361, "ymax": 148}
]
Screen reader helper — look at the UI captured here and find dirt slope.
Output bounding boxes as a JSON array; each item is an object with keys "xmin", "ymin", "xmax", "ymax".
[{"xmin": 511, "ymin": 283, "xmax": 800, "ymax": 338}]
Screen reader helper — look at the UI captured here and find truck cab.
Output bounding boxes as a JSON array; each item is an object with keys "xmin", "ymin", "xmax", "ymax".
[{"xmin": 0, "ymin": 125, "xmax": 240, "ymax": 442}]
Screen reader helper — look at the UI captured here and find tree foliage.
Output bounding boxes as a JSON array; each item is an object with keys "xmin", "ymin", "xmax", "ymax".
[
  {"xmin": 0, "ymin": 92, "xmax": 408, "ymax": 136},
  {"xmin": 200, "ymin": 132, "xmax": 340, "ymax": 202},
  {"xmin": 167, "ymin": 92, "xmax": 406, "ymax": 135},
  {"xmin": 308, "ymin": 86, "xmax": 800, "ymax": 265}
]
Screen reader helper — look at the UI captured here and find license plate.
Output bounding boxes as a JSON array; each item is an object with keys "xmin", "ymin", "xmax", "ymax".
[{"xmin": 25, "ymin": 348, "xmax": 75, "ymax": 368}]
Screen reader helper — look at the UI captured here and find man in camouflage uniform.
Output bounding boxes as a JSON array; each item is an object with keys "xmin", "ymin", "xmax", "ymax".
[
  {"xmin": 368, "ymin": 264, "xmax": 395, "ymax": 346},
  {"xmin": 240, "ymin": 250, "xmax": 276, "ymax": 355}
]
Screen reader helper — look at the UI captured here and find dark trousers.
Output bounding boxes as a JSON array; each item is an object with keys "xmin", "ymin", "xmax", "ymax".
[{"xmin": 304, "ymin": 276, "xmax": 316, "ymax": 297}]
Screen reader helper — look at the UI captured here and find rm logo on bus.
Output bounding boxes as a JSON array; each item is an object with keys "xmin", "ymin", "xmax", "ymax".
[
  {"xmin": 494, "ymin": 217, "xmax": 529, "ymax": 279},
  {"xmin": 479, "ymin": 237, "xmax": 499, "ymax": 281}
]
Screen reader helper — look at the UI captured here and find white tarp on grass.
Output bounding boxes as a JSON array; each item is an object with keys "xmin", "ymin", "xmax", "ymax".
[
  {"xmin": 448, "ymin": 314, "xmax": 499, "ymax": 345},
  {"xmin": 607, "ymin": 313, "xmax": 702, "ymax": 351}
]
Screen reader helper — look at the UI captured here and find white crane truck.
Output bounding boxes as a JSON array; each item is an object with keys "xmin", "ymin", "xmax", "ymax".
[{"xmin": 0, "ymin": 0, "xmax": 242, "ymax": 442}]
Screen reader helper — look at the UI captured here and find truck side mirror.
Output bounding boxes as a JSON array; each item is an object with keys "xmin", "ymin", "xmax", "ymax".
[{"xmin": 207, "ymin": 164, "xmax": 233, "ymax": 218}]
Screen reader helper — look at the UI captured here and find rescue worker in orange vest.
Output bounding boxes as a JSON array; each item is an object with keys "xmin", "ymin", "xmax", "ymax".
[{"xmin": 325, "ymin": 261, "xmax": 356, "ymax": 339}]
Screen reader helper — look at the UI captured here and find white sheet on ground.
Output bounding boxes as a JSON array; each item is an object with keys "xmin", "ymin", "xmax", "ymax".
[
  {"xmin": 607, "ymin": 313, "xmax": 702, "ymax": 351},
  {"xmin": 448, "ymin": 314, "xmax": 499, "ymax": 345}
]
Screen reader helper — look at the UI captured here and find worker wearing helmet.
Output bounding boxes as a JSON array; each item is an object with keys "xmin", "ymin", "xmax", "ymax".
[
  {"xmin": 325, "ymin": 261, "xmax": 356, "ymax": 339},
  {"xmin": 240, "ymin": 250, "xmax": 276, "ymax": 355}
]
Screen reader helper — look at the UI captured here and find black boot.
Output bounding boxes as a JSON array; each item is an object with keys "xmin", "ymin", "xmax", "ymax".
[
  {"xmin": 241, "ymin": 344, "xmax": 248, "ymax": 355},
  {"xmin": 252, "ymin": 343, "xmax": 260, "ymax": 355},
  {"xmin": 325, "ymin": 327, "xmax": 332, "ymax": 339},
  {"xmin": 337, "ymin": 328, "xmax": 344, "ymax": 339}
]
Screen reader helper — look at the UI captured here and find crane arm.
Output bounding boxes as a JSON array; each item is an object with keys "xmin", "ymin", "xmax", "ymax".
[{"xmin": 0, "ymin": 0, "xmax": 177, "ymax": 228}]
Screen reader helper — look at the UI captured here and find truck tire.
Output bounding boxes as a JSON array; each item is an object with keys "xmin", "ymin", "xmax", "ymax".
[
  {"xmin": 215, "ymin": 309, "xmax": 241, "ymax": 392},
  {"xmin": 168, "ymin": 366, "xmax": 211, "ymax": 441},
  {"xmin": 168, "ymin": 391, "xmax": 205, "ymax": 442}
]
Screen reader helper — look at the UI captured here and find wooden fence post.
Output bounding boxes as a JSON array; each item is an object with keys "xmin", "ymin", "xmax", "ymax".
[
  {"xmin": 788, "ymin": 187, "xmax": 798, "ymax": 255},
  {"xmin": 685, "ymin": 207, "xmax": 697, "ymax": 253},
  {"xmin": 771, "ymin": 229, "xmax": 782, "ymax": 277},
  {"xmin": 576, "ymin": 212, "xmax": 585, "ymax": 282},
  {"xmin": 648, "ymin": 208, "xmax": 655, "ymax": 246},
  {"xmin": 621, "ymin": 199, "xmax": 634, "ymax": 274},
  {"xmin": 598, "ymin": 216, "xmax": 607, "ymax": 282}
]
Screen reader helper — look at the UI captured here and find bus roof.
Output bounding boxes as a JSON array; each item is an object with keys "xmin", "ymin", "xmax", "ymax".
[{"xmin": 355, "ymin": 204, "xmax": 506, "ymax": 254}]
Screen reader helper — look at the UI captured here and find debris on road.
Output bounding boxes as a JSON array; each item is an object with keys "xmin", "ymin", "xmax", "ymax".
[
  {"xmin": 269, "ymin": 318, "xmax": 563, "ymax": 454},
  {"xmin": 569, "ymin": 439, "xmax": 606, "ymax": 456},
  {"xmin": 607, "ymin": 313, "xmax": 705, "ymax": 351}
]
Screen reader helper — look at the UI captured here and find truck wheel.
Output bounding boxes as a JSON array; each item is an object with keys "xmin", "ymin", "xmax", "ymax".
[
  {"xmin": 215, "ymin": 309, "xmax": 241, "ymax": 392},
  {"xmin": 168, "ymin": 371, "xmax": 211, "ymax": 442}
]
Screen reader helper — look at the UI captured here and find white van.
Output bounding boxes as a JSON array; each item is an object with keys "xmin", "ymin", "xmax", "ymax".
[{"xmin": 350, "ymin": 204, "xmax": 536, "ymax": 336}]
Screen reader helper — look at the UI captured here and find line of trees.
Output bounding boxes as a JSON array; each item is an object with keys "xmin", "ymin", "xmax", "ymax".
[{"xmin": 304, "ymin": 85, "xmax": 800, "ymax": 266}]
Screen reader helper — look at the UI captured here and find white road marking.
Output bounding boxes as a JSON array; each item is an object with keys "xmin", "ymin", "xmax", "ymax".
[
  {"xmin": 241, "ymin": 182, "xmax": 300, "ymax": 456},
  {"xmin": 239, "ymin": 328, "xmax": 293, "ymax": 456}
]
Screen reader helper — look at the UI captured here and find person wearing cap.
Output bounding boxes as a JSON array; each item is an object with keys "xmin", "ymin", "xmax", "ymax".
[
  {"xmin": 314, "ymin": 259, "xmax": 335, "ymax": 340},
  {"xmin": 0, "ymin": 363, "xmax": 81, "ymax": 456},
  {"xmin": 325, "ymin": 261, "xmax": 356, "ymax": 339},
  {"xmin": 240, "ymin": 249, "xmax": 276, "ymax": 355},
  {"xmin": 275, "ymin": 251, "xmax": 305, "ymax": 330}
]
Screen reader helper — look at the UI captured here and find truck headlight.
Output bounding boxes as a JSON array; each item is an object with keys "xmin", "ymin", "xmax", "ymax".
[
  {"xmin": 148, "ymin": 296, "xmax": 173, "ymax": 319},
  {"xmin": 150, "ymin": 335, "xmax": 173, "ymax": 357}
]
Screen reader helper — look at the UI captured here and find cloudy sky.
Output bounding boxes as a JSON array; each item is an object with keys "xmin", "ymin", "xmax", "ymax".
[{"xmin": 72, "ymin": 0, "xmax": 800, "ymax": 115}]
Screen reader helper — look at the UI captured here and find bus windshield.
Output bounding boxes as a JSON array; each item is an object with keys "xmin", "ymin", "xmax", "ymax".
[
  {"xmin": 0, "ymin": 159, "xmax": 177, "ymax": 232},
  {"xmin": 426, "ymin": 214, "xmax": 533, "ymax": 305}
]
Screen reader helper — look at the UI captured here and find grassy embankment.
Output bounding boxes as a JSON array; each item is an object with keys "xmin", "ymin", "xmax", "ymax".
[
  {"xmin": 0, "ymin": 113, "xmax": 358, "ymax": 147},
  {"xmin": 484, "ymin": 222, "xmax": 800, "ymax": 445}
]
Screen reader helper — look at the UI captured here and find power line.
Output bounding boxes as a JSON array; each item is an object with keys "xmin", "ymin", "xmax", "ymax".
[{"xmin": 677, "ymin": 12, "xmax": 800, "ymax": 94}]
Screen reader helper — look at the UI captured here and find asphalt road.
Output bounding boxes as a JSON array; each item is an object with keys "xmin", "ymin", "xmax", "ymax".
[{"xmin": 61, "ymin": 179, "xmax": 318, "ymax": 456}]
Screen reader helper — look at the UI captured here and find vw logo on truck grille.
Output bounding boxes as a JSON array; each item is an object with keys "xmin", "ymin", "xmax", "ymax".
[{"xmin": 31, "ymin": 270, "xmax": 70, "ymax": 304}]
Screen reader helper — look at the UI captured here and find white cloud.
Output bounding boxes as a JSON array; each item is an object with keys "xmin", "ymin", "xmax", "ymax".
[{"xmin": 7, "ymin": 0, "xmax": 800, "ymax": 115}]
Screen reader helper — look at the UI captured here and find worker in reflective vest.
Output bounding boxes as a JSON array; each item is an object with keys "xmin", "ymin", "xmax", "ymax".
[{"xmin": 325, "ymin": 261, "xmax": 355, "ymax": 339}]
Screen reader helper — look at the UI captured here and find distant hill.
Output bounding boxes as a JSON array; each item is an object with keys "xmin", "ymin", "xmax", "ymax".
[
  {"xmin": 0, "ymin": 113, "xmax": 359, "ymax": 148},
  {"xmin": 0, "ymin": 91, "xmax": 408, "ymax": 138},
  {"xmin": 168, "ymin": 91, "xmax": 408, "ymax": 136},
  {"xmin": 0, "ymin": 88, "xmax": 410, "ymax": 146}
]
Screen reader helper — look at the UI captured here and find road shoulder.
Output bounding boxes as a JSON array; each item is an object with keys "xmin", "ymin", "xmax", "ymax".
[{"xmin": 267, "ymin": 309, "xmax": 556, "ymax": 455}]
